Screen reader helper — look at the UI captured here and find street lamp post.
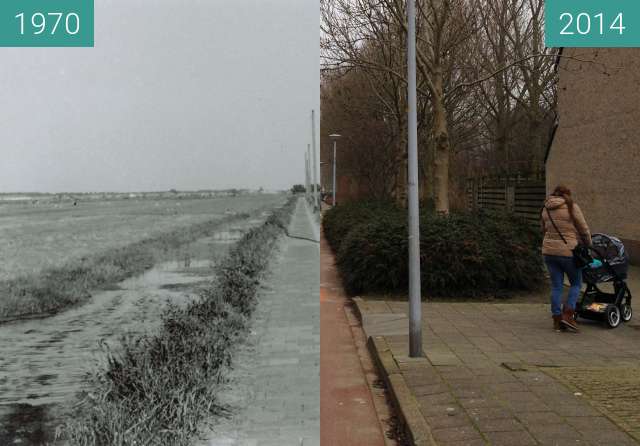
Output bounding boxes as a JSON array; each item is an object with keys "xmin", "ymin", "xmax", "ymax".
[
  {"xmin": 307, "ymin": 144, "xmax": 312, "ymax": 205},
  {"xmin": 320, "ymin": 161, "xmax": 326, "ymax": 205},
  {"xmin": 305, "ymin": 149, "xmax": 310, "ymax": 202},
  {"xmin": 407, "ymin": 0, "xmax": 422, "ymax": 357},
  {"xmin": 329, "ymin": 134, "xmax": 341, "ymax": 207},
  {"xmin": 311, "ymin": 110, "xmax": 319, "ymax": 211}
]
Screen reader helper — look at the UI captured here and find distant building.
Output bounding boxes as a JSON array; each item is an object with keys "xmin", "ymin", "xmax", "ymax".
[{"xmin": 546, "ymin": 48, "xmax": 640, "ymax": 263}]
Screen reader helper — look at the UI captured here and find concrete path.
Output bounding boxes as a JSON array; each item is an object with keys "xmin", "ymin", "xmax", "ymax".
[
  {"xmin": 358, "ymin": 299, "xmax": 640, "ymax": 445},
  {"xmin": 200, "ymin": 198, "xmax": 320, "ymax": 446},
  {"xmin": 320, "ymin": 233, "xmax": 391, "ymax": 446}
]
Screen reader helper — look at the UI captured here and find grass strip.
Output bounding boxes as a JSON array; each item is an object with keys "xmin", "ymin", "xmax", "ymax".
[
  {"xmin": 0, "ymin": 210, "xmax": 269, "ymax": 320},
  {"xmin": 60, "ymin": 197, "xmax": 297, "ymax": 446}
]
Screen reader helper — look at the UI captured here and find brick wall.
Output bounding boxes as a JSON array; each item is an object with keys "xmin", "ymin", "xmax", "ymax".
[{"xmin": 547, "ymin": 48, "xmax": 640, "ymax": 263}]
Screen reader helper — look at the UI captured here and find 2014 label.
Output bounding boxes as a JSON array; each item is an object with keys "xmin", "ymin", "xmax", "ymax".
[{"xmin": 559, "ymin": 12, "xmax": 625, "ymax": 35}]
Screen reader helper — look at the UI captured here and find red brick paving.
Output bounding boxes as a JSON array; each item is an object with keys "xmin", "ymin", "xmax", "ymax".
[{"xmin": 320, "ymin": 234, "xmax": 387, "ymax": 446}]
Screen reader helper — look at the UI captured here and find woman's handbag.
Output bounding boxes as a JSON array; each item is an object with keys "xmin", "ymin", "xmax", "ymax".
[
  {"xmin": 545, "ymin": 207, "xmax": 593, "ymax": 268},
  {"xmin": 572, "ymin": 244, "xmax": 593, "ymax": 269}
]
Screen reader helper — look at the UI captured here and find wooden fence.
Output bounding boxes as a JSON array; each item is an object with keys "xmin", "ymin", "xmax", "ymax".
[{"xmin": 466, "ymin": 178, "xmax": 546, "ymax": 226}]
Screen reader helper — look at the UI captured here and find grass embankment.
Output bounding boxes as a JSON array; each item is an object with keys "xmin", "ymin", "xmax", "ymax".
[
  {"xmin": 0, "ymin": 211, "xmax": 257, "ymax": 320},
  {"xmin": 61, "ymin": 197, "xmax": 297, "ymax": 446}
]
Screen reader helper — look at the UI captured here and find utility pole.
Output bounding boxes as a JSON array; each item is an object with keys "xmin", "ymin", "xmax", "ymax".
[
  {"xmin": 305, "ymin": 149, "xmax": 310, "ymax": 202},
  {"xmin": 307, "ymin": 144, "xmax": 312, "ymax": 206},
  {"xmin": 407, "ymin": 0, "xmax": 422, "ymax": 358},
  {"xmin": 329, "ymin": 134, "xmax": 341, "ymax": 207},
  {"xmin": 311, "ymin": 109, "xmax": 319, "ymax": 211},
  {"xmin": 333, "ymin": 140, "xmax": 337, "ymax": 206}
]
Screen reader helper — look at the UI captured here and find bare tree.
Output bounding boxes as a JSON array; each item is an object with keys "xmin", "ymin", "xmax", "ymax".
[
  {"xmin": 322, "ymin": 0, "xmax": 475, "ymax": 213},
  {"xmin": 321, "ymin": 69, "xmax": 400, "ymax": 199},
  {"xmin": 321, "ymin": 0, "xmax": 558, "ymax": 210}
]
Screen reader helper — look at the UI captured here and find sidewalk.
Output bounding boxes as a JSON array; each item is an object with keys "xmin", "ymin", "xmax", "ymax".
[
  {"xmin": 200, "ymin": 198, "xmax": 319, "ymax": 445},
  {"xmin": 358, "ymin": 298, "xmax": 640, "ymax": 445},
  {"xmin": 320, "ymin": 232, "xmax": 392, "ymax": 445}
]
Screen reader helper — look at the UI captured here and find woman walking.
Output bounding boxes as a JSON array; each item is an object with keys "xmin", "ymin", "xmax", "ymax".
[{"xmin": 541, "ymin": 185, "xmax": 592, "ymax": 332}]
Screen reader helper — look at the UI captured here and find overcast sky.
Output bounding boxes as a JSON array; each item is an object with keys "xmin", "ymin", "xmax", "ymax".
[{"xmin": 0, "ymin": 0, "xmax": 319, "ymax": 192}]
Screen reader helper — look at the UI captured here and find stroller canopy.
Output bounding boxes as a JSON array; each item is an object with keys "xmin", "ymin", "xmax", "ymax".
[
  {"xmin": 591, "ymin": 233, "xmax": 627, "ymax": 265},
  {"xmin": 584, "ymin": 233, "xmax": 629, "ymax": 283}
]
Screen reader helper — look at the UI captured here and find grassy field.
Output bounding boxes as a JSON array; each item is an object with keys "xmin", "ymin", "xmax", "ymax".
[
  {"xmin": 0, "ymin": 194, "xmax": 283, "ymax": 281},
  {"xmin": 0, "ymin": 193, "xmax": 286, "ymax": 318},
  {"xmin": 62, "ymin": 197, "xmax": 297, "ymax": 446}
]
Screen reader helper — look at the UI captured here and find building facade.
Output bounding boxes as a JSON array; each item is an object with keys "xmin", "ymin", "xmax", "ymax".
[{"xmin": 547, "ymin": 48, "xmax": 640, "ymax": 262}]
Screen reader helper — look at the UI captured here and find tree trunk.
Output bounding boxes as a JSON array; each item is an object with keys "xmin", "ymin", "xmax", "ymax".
[
  {"xmin": 432, "ymin": 69, "xmax": 450, "ymax": 214},
  {"xmin": 395, "ymin": 122, "xmax": 408, "ymax": 207}
]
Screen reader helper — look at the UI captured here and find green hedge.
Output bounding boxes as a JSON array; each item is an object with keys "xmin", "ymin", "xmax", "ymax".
[
  {"xmin": 327, "ymin": 202, "xmax": 543, "ymax": 297},
  {"xmin": 323, "ymin": 200, "xmax": 402, "ymax": 251}
]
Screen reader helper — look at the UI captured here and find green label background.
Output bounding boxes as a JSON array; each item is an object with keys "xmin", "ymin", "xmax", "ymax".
[
  {"xmin": 0, "ymin": 0, "xmax": 94, "ymax": 47},
  {"xmin": 546, "ymin": 0, "xmax": 640, "ymax": 47}
]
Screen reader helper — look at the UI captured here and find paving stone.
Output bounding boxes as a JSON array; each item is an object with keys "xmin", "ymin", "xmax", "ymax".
[
  {"xmin": 565, "ymin": 416, "xmax": 619, "ymax": 431},
  {"xmin": 437, "ymin": 440, "xmax": 486, "ymax": 446},
  {"xmin": 528, "ymin": 422, "xmax": 582, "ymax": 440},
  {"xmin": 458, "ymin": 397, "xmax": 503, "ymax": 410},
  {"xmin": 419, "ymin": 402, "xmax": 462, "ymax": 418},
  {"xmin": 475, "ymin": 416, "xmax": 525, "ymax": 433},
  {"xmin": 484, "ymin": 429, "xmax": 537, "ymax": 446},
  {"xmin": 426, "ymin": 352, "xmax": 463, "ymax": 366},
  {"xmin": 431, "ymin": 425, "xmax": 485, "ymax": 443},
  {"xmin": 553, "ymin": 404, "xmax": 602, "ymax": 417},
  {"xmin": 419, "ymin": 392, "xmax": 457, "ymax": 407},
  {"xmin": 410, "ymin": 383, "xmax": 450, "ymax": 396},
  {"xmin": 467, "ymin": 406, "xmax": 513, "ymax": 422},
  {"xmin": 425, "ymin": 412, "xmax": 473, "ymax": 430},
  {"xmin": 537, "ymin": 437, "xmax": 590, "ymax": 445},
  {"xmin": 583, "ymin": 429, "xmax": 639, "ymax": 445},
  {"xmin": 450, "ymin": 384, "xmax": 486, "ymax": 399},
  {"xmin": 516, "ymin": 411, "xmax": 565, "ymax": 427}
]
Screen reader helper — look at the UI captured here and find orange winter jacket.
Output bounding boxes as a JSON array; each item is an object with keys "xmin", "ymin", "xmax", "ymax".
[{"xmin": 541, "ymin": 196, "xmax": 592, "ymax": 257}]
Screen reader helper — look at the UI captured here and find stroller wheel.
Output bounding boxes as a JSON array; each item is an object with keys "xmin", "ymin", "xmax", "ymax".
[
  {"xmin": 621, "ymin": 304, "xmax": 633, "ymax": 322},
  {"xmin": 606, "ymin": 305, "xmax": 621, "ymax": 328}
]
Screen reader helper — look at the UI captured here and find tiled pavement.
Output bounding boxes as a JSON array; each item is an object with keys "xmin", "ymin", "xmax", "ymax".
[
  {"xmin": 359, "ymin": 299, "xmax": 640, "ymax": 445},
  {"xmin": 200, "ymin": 199, "xmax": 320, "ymax": 446}
]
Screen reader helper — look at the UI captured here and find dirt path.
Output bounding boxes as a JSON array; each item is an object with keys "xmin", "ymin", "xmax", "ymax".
[
  {"xmin": 0, "ymin": 215, "xmax": 266, "ymax": 445},
  {"xmin": 199, "ymin": 198, "xmax": 320, "ymax": 446}
]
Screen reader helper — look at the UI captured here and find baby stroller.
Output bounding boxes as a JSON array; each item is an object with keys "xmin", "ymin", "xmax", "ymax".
[{"xmin": 576, "ymin": 233, "xmax": 632, "ymax": 328}]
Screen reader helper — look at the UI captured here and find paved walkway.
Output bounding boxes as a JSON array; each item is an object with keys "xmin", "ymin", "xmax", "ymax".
[
  {"xmin": 200, "ymin": 198, "xmax": 320, "ymax": 446},
  {"xmin": 320, "ymin": 233, "xmax": 391, "ymax": 446},
  {"xmin": 359, "ymin": 299, "xmax": 640, "ymax": 445}
]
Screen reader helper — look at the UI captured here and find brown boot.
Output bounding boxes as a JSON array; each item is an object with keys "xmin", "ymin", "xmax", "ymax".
[
  {"xmin": 561, "ymin": 308, "xmax": 579, "ymax": 331},
  {"xmin": 552, "ymin": 315, "xmax": 563, "ymax": 332}
]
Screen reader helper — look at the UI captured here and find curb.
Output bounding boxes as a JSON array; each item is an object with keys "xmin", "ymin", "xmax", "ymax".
[
  {"xmin": 367, "ymin": 336, "xmax": 436, "ymax": 446},
  {"xmin": 352, "ymin": 296, "xmax": 365, "ymax": 322}
]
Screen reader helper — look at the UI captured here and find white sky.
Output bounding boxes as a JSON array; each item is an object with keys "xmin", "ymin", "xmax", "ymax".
[{"xmin": 0, "ymin": 0, "xmax": 319, "ymax": 192}]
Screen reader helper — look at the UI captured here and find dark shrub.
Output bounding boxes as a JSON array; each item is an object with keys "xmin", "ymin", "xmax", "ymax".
[
  {"xmin": 291, "ymin": 184, "xmax": 306, "ymax": 194},
  {"xmin": 333, "ymin": 204, "xmax": 543, "ymax": 296},
  {"xmin": 336, "ymin": 215, "xmax": 408, "ymax": 295},
  {"xmin": 323, "ymin": 200, "xmax": 401, "ymax": 251}
]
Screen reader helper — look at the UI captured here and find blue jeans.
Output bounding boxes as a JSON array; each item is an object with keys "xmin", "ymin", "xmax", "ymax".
[{"xmin": 544, "ymin": 255, "xmax": 582, "ymax": 316}]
